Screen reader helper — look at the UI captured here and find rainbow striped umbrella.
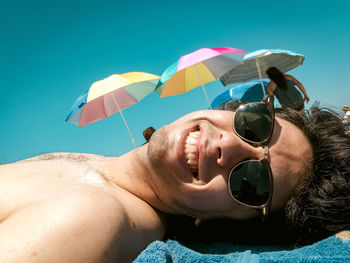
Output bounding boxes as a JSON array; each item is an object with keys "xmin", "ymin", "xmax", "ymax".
[
  {"xmin": 66, "ymin": 72, "xmax": 160, "ymax": 146},
  {"xmin": 156, "ymin": 47, "xmax": 247, "ymax": 108}
]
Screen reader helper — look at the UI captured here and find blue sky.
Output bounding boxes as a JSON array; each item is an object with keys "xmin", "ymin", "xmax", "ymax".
[{"xmin": 1, "ymin": 0, "xmax": 349, "ymax": 163}]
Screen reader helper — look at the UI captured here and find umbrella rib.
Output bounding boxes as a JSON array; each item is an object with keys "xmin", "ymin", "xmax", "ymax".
[
  {"xmin": 110, "ymin": 92, "xmax": 137, "ymax": 147},
  {"xmin": 255, "ymin": 59, "xmax": 267, "ymax": 97},
  {"xmin": 194, "ymin": 64, "xmax": 212, "ymax": 109}
]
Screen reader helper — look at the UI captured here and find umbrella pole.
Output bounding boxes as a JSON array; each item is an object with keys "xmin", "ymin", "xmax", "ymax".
[
  {"xmin": 255, "ymin": 59, "xmax": 267, "ymax": 97},
  {"xmin": 194, "ymin": 64, "xmax": 212, "ymax": 109},
  {"xmin": 111, "ymin": 93, "xmax": 137, "ymax": 148}
]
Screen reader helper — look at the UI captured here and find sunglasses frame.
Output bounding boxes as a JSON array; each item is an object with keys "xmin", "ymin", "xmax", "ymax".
[
  {"xmin": 228, "ymin": 147, "xmax": 273, "ymax": 219},
  {"xmin": 228, "ymin": 95, "xmax": 275, "ymax": 220}
]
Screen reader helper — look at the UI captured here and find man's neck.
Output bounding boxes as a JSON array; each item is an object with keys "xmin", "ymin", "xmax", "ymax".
[{"xmin": 100, "ymin": 145, "xmax": 158, "ymax": 207}]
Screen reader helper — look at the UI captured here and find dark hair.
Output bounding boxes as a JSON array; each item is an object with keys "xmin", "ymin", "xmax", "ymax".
[
  {"xmin": 266, "ymin": 67, "xmax": 287, "ymax": 90},
  {"xmin": 143, "ymin": 126, "xmax": 156, "ymax": 142},
  {"xmin": 276, "ymin": 106, "xmax": 350, "ymax": 244}
]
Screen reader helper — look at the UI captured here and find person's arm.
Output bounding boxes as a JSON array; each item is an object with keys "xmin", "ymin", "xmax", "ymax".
[
  {"xmin": 287, "ymin": 75, "xmax": 310, "ymax": 103},
  {"xmin": 267, "ymin": 80, "xmax": 276, "ymax": 96}
]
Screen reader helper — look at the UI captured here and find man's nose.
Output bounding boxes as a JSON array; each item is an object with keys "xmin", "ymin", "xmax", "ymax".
[{"xmin": 215, "ymin": 130, "xmax": 264, "ymax": 168}]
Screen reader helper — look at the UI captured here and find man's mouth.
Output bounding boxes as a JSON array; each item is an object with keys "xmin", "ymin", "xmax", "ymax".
[{"xmin": 184, "ymin": 131, "xmax": 200, "ymax": 178}]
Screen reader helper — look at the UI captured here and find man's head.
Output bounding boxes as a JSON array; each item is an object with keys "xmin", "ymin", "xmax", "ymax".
[{"xmin": 145, "ymin": 104, "xmax": 313, "ymax": 221}]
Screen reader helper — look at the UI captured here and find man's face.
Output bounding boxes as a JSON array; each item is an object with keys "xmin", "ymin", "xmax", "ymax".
[{"xmin": 146, "ymin": 110, "xmax": 312, "ymax": 220}]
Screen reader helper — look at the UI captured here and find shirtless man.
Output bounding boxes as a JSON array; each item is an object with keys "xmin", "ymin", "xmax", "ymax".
[{"xmin": 1, "ymin": 101, "xmax": 347, "ymax": 262}]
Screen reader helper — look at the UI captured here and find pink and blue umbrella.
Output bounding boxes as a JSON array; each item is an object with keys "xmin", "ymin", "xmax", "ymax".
[{"xmin": 66, "ymin": 72, "xmax": 160, "ymax": 146}]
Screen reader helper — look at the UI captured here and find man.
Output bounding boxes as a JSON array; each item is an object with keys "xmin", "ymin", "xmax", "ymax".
[{"xmin": 0, "ymin": 100, "xmax": 348, "ymax": 262}]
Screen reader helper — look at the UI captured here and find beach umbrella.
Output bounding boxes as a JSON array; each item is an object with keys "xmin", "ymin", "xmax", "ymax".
[
  {"xmin": 211, "ymin": 80, "xmax": 268, "ymax": 109},
  {"xmin": 66, "ymin": 72, "xmax": 160, "ymax": 147},
  {"xmin": 156, "ymin": 47, "xmax": 247, "ymax": 109},
  {"xmin": 220, "ymin": 49, "xmax": 305, "ymax": 96}
]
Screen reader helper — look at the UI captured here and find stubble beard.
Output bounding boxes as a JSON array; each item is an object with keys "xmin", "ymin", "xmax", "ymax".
[
  {"xmin": 147, "ymin": 126, "xmax": 170, "ymax": 171},
  {"xmin": 144, "ymin": 126, "xmax": 175, "ymax": 212}
]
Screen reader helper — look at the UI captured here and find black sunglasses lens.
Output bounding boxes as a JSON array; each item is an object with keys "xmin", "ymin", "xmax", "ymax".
[
  {"xmin": 229, "ymin": 161, "xmax": 271, "ymax": 206},
  {"xmin": 234, "ymin": 103, "xmax": 273, "ymax": 143}
]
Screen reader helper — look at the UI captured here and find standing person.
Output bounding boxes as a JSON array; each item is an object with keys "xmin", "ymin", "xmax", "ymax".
[
  {"xmin": 0, "ymin": 97, "xmax": 349, "ymax": 262},
  {"xmin": 266, "ymin": 67, "xmax": 310, "ymax": 113}
]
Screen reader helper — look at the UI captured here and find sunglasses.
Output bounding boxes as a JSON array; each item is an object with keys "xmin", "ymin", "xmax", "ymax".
[{"xmin": 227, "ymin": 95, "xmax": 275, "ymax": 220}]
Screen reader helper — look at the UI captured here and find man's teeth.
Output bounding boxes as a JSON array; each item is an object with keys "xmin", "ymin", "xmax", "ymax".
[{"xmin": 184, "ymin": 131, "xmax": 200, "ymax": 173}]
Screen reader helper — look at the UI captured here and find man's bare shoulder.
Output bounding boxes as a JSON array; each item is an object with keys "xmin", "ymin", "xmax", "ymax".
[
  {"xmin": 0, "ymin": 152, "xmax": 166, "ymax": 262},
  {"xmin": 0, "ymin": 182, "xmax": 165, "ymax": 262},
  {"xmin": 0, "ymin": 188, "xmax": 135, "ymax": 262}
]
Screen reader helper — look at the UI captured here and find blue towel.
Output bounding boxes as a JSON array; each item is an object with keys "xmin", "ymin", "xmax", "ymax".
[{"xmin": 134, "ymin": 234, "xmax": 350, "ymax": 263}]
